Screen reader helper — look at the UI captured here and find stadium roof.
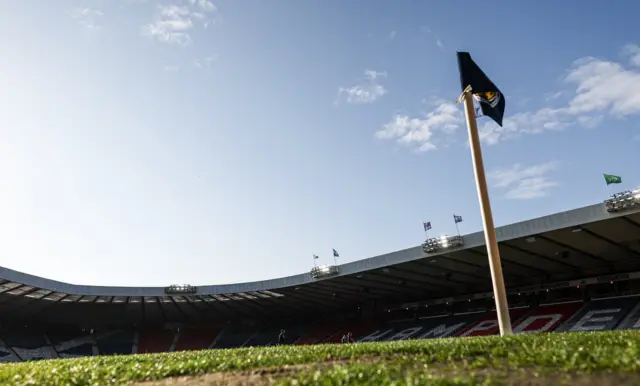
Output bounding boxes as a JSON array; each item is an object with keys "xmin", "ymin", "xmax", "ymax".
[{"xmin": 2, "ymin": 202, "xmax": 640, "ymax": 327}]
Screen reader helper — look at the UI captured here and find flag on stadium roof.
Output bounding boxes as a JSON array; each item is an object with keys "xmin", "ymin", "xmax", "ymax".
[
  {"xmin": 423, "ymin": 222, "xmax": 432, "ymax": 231},
  {"xmin": 604, "ymin": 174, "xmax": 622, "ymax": 185},
  {"xmin": 332, "ymin": 249, "xmax": 339, "ymax": 257},
  {"xmin": 453, "ymin": 215, "xmax": 463, "ymax": 224},
  {"xmin": 313, "ymin": 254, "xmax": 319, "ymax": 259},
  {"xmin": 457, "ymin": 52, "xmax": 505, "ymax": 127}
]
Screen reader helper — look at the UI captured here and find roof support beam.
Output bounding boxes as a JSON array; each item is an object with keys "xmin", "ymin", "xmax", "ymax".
[{"xmin": 537, "ymin": 235, "xmax": 609, "ymax": 264}]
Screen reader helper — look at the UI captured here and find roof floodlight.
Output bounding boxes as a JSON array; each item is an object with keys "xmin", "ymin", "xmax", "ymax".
[
  {"xmin": 604, "ymin": 189, "xmax": 640, "ymax": 213},
  {"xmin": 310, "ymin": 265, "xmax": 339, "ymax": 280},
  {"xmin": 422, "ymin": 235, "xmax": 464, "ymax": 253}
]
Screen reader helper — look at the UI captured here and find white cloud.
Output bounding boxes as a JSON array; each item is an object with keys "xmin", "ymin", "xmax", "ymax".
[
  {"xmin": 204, "ymin": 54, "xmax": 218, "ymax": 66},
  {"xmin": 565, "ymin": 56, "xmax": 640, "ymax": 116},
  {"xmin": 385, "ymin": 31, "xmax": 397, "ymax": 42},
  {"xmin": 622, "ymin": 44, "xmax": 640, "ymax": 67},
  {"xmin": 478, "ymin": 107, "xmax": 569, "ymax": 145},
  {"xmin": 364, "ymin": 70, "xmax": 386, "ymax": 80},
  {"xmin": 142, "ymin": 1, "xmax": 217, "ymax": 46},
  {"xmin": 338, "ymin": 70, "xmax": 388, "ymax": 104},
  {"xmin": 70, "ymin": 8, "xmax": 104, "ymax": 32},
  {"xmin": 480, "ymin": 45, "xmax": 640, "ymax": 145},
  {"xmin": 142, "ymin": 5, "xmax": 192, "ymax": 45},
  {"xmin": 488, "ymin": 162, "xmax": 558, "ymax": 200},
  {"xmin": 436, "ymin": 37, "xmax": 443, "ymax": 48},
  {"xmin": 375, "ymin": 102, "xmax": 463, "ymax": 151},
  {"xmin": 576, "ymin": 114, "xmax": 603, "ymax": 129},
  {"xmin": 193, "ymin": 54, "xmax": 218, "ymax": 69},
  {"xmin": 504, "ymin": 177, "xmax": 558, "ymax": 200},
  {"xmin": 164, "ymin": 65, "xmax": 179, "ymax": 72},
  {"xmin": 189, "ymin": 0, "xmax": 216, "ymax": 12},
  {"xmin": 545, "ymin": 91, "xmax": 564, "ymax": 101}
]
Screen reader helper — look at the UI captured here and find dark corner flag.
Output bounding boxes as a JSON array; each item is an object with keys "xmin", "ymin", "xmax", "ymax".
[
  {"xmin": 457, "ymin": 52, "xmax": 505, "ymax": 127},
  {"xmin": 456, "ymin": 51, "xmax": 512, "ymax": 336}
]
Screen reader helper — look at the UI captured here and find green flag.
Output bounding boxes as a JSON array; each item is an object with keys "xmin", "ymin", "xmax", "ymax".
[{"xmin": 604, "ymin": 174, "xmax": 622, "ymax": 185}]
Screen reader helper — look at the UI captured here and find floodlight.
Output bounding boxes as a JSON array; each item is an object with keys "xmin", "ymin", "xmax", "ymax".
[
  {"xmin": 310, "ymin": 265, "xmax": 339, "ymax": 279},
  {"xmin": 164, "ymin": 284, "xmax": 197, "ymax": 295},
  {"xmin": 604, "ymin": 189, "xmax": 640, "ymax": 213},
  {"xmin": 422, "ymin": 235, "xmax": 464, "ymax": 253}
]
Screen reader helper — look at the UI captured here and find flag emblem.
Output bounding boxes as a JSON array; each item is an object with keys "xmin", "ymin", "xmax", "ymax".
[
  {"xmin": 333, "ymin": 249, "xmax": 339, "ymax": 258},
  {"xmin": 604, "ymin": 174, "xmax": 622, "ymax": 185},
  {"xmin": 474, "ymin": 91, "xmax": 501, "ymax": 108}
]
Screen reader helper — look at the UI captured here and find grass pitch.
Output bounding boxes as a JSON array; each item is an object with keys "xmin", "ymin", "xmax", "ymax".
[{"xmin": 1, "ymin": 331, "xmax": 640, "ymax": 385}]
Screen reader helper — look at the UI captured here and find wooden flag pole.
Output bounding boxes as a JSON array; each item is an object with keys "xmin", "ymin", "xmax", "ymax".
[{"xmin": 461, "ymin": 89, "xmax": 513, "ymax": 336}]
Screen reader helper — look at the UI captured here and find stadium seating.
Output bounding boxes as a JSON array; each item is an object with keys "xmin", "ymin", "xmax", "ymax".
[
  {"xmin": 456, "ymin": 308, "xmax": 529, "ymax": 337},
  {"xmin": 556, "ymin": 297, "xmax": 638, "ymax": 332},
  {"xmin": 357, "ymin": 312, "xmax": 490, "ymax": 342},
  {"xmin": 324, "ymin": 320, "xmax": 379, "ymax": 343},
  {"xmin": 617, "ymin": 297, "xmax": 640, "ymax": 330},
  {"xmin": 1, "ymin": 330, "xmax": 57, "ymax": 361},
  {"xmin": 0, "ymin": 339, "xmax": 20, "ymax": 363},
  {"xmin": 49, "ymin": 330, "xmax": 95, "ymax": 358},
  {"xmin": 512, "ymin": 302, "xmax": 582, "ymax": 334},
  {"xmin": 1, "ymin": 296, "xmax": 640, "ymax": 362},
  {"xmin": 281, "ymin": 325, "xmax": 310, "ymax": 345},
  {"xmin": 174, "ymin": 328, "xmax": 221, "ymax": 352},
  {"xmin": 295, "ymin": 322, "xmax": 341, "ymax": 345},
  {"xmin": 138, "ymin": 329, "xmax": 175, "ymax": 354},
  {"xmin": 243, "ymin": 327, "xmax": 282, "ymax": 347},
  {"xmin": 96, "ymin": 331, "xmax": 134, "ymax": 356},
  {"xmin": 212, "ymin": 326, "xmax": 256, "ymax": 349}
]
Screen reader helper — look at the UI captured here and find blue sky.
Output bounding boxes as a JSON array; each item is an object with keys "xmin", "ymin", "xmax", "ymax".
[{"xmin": 1, "ymin": 1, "xmax": 639, "ymax": 286}]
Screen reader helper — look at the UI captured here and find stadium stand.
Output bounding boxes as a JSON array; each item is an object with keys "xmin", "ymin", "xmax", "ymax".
[
  {"xmin": 1, "ymin": 329, "xmax": 57, "ymax": 361},
  {"xmin": 512, "ymin": 301, "xmax": 583, "ymax": 334},
  {"xmin": 281, "ymin": 325, "xmax": 309, "ymax": 345},
  {"xmin": 0, "ymin": 339, "xmax": 20, "ymax": 363},
  {"xmin": 295, "ymin": 322, "xmax": 341, "ymax": 345},
  {"xmin": 243, "ymin": 324, "xmax": 310, "ymax": 346},
  {"xmin": 138, "ymin": 329, "xmax": 175, "ymax": 354},
  {"xmin": 0, "ymin": 295, "xmax": 639, "ymax": 361},
  {"xmin": 242, "ymin": 326, "xmax": 281, "ymax": 347},
  {"xmin": 96, "ymin": 331, "xmax": 133, "ymax": 356},
  {"xmin": 0, "ymin": 201, "xmax": 640, "ymax": 361},
  {"xmin": 323, "ymin": 320, "xmax": 379, "ymax": 343},
  {"xmin": 49, "ymin": 330, "xmax": 95, "ymax": 358},
  {"xmin": 617, "ymin": 296, "xmax": 640, "ymax": 330},
  {"xmin": 213, "ymin": 326, "xmax": 255, "ymax": 349},
  {"xmin": 457, "ymin": 308, "xmax": 529, "ymax": 337},
  {"xmin": 174, "ymin": 327, "xmax": 221, "ymax": 351},
  {"xmin": 556, "ymin": 296, "xmax": 638, "ymax": 332}
]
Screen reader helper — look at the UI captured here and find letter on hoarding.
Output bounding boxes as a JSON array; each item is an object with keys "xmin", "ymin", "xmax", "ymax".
[{"xmin": 513, "ymin": 314, "xmax": 562, "ymax": 334}]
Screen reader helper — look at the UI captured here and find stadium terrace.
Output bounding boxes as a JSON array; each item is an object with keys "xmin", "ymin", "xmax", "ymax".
[{"xmin": 1, "ymin": 198, "xmax": 640, "ymax": 361}]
